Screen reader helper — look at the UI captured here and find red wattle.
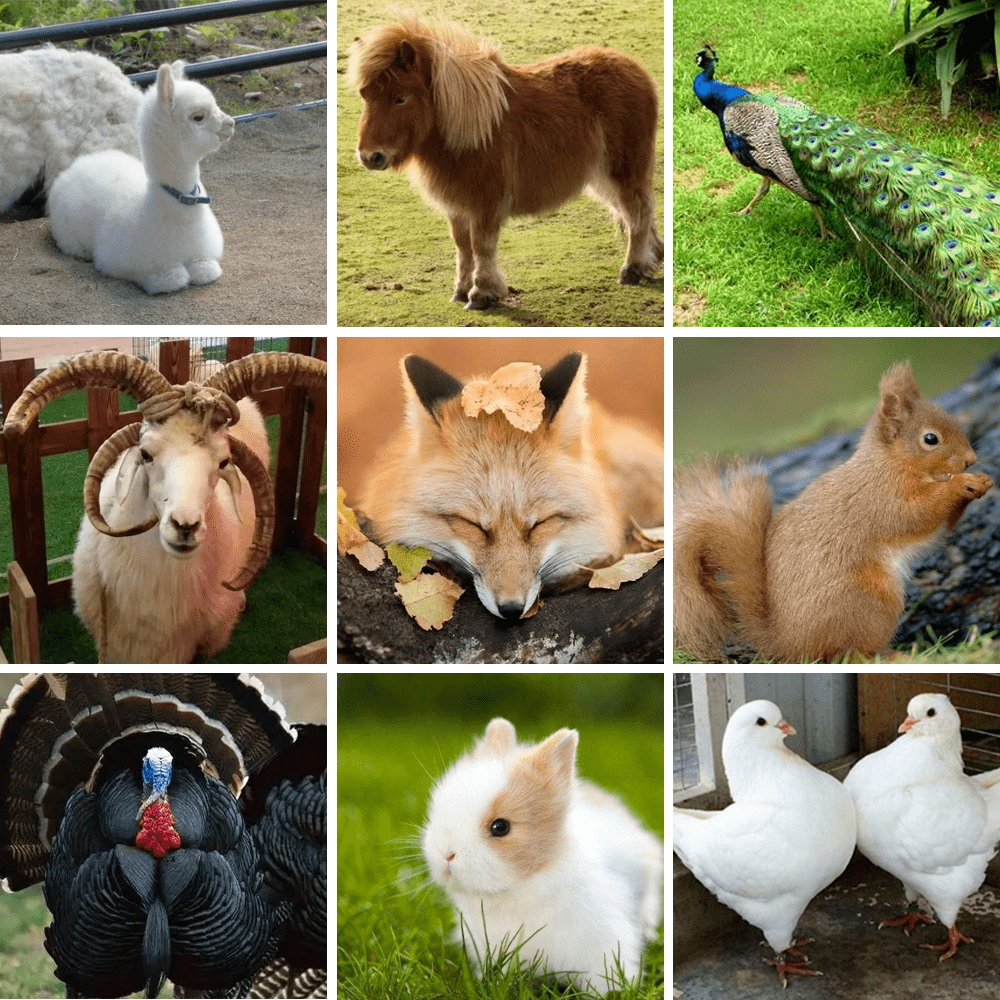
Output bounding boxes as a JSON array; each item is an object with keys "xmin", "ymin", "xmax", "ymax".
[{"xmin": 135, "ymin": 800, "xmax": 182, "ymax": 858}]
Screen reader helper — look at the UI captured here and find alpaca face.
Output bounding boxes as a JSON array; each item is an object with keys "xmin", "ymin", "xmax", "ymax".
[{"xmin": 142, "ymin": 63, "xmax": 234, "ymax": 164}]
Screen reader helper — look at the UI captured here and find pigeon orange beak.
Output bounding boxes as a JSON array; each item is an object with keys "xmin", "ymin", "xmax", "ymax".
[
  {"xmin": 779, "ymin": 720, "xmax": 797, "ymax": 736},
  {"xmin": 898, "ymin": 715, "xmax": 917, "ymax": 733}
]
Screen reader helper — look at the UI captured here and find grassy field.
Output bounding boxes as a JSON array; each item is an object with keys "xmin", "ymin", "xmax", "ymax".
[
  {"xmin": 337, "ymin": 674, "xmax": 665, "ymax": 998},
  {"xmin": 673, "ymin": 0, "xmax": 1000, "ymax": 326},
  {"xmin": 337, "ymin": 0, "xmax": 664, "ymax": 327}
]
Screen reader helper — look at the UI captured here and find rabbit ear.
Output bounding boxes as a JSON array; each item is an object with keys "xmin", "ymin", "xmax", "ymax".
[{"xmin": 170, "ymin": 60, "xmax": 187, "ymax": 81}]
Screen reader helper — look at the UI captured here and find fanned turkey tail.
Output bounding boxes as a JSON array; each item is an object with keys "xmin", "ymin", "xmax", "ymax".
[
  {"xmin": 693, "ymin": 46, "xmax": 1000, "ymax": 326},
  {"xmin": 0, "ymin": 673, "xmax": 315, "ymax": 999}
]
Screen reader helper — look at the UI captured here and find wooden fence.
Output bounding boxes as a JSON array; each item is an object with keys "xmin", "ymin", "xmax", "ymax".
[{"xmin": 0, "ymin": 336, "xmax": 327, "ymax": 636}]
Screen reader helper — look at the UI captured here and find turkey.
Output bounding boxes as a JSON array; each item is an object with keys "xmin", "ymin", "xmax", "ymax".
[
  {"xmin": 243, "ymin": 723, "xmax": 327, "ymax": 999},
  {"xmin": 693, "ymin": 46, "xmax": 1000, "ymax": 326},
  {"xmin": 0, "ymin": 673, "xmax": 326, "ymax": 999}
]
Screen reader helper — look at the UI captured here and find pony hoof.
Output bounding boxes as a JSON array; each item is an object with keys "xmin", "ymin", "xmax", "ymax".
[
  {"xmin": 451, "ymin": 290, "xmax": 470, "ymax": 303},
  {"xmin": 619, "ymin": 264, "xmax": 642, "ymax": 285},
  {"xmin": 464, "ymin": 296, "xmax": 496, "ymax": 310}
]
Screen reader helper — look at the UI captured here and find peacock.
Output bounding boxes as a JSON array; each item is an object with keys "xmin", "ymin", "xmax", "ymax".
[
  {"xmin": 0, "ymin": 674, "xmax": 327, "ymax": 999},
  {"xmin": 693, "ymin": 46, "xmax": 1000, "ymax": 326}
]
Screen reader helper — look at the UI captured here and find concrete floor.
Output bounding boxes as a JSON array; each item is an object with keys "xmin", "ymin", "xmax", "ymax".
[{"xmin": 674, "ymin": 853, "xmax": 1000, "ymax": 999}]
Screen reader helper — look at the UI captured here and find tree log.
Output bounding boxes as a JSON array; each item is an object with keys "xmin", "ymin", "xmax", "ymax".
[{"xmin": 337, "ymin": 528, "xmax": 664, "ymax": 664}]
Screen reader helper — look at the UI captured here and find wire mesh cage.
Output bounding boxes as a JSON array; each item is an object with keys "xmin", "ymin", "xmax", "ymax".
[
  {"xmin": 867, "ymin": 674, "xmax": 1000, "ymax": 776},
  {"xmin": 673, "ymin": 673, "xmax": 700, "ymax": 793},
  {"xmin": 130, "ymin": 336, "xmax": 291, "ymax": 381}
]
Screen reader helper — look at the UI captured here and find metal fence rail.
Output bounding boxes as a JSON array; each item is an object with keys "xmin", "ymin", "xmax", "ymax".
[
  {"xmin": 0, "ymin": 0, "xmax": 327, "ymax": 118},
  {"xmin": 0, "ymin": 0, "xmax": 319, "ymax": 50}
]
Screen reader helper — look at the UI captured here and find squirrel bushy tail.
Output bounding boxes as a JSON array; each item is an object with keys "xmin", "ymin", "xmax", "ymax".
[{"xmin": 673, "ymin": 459, "xmax": 772, "ymax": 660}]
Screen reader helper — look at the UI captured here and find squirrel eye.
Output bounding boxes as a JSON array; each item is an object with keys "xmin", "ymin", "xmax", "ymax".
[
  {"xmin": 923, "ymin": 432, "xmax": 939, "ymax": 446},
  {"xmin": 489, "ymin": 818, "xmax": 511, "ymax": 837}
]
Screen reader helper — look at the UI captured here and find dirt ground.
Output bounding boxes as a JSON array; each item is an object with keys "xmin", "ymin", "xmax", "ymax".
[{"xmin": 0, "ymin": 105, "xmax": 326, "ymax": 325}]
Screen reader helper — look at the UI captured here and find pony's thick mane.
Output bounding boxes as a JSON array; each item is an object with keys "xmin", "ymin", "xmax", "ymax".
[{"xmin": 348, "ymin": 18, "xmax": 510, "ymax": 152}]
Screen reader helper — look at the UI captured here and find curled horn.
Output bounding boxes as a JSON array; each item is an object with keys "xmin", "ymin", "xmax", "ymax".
[
  {"xmin": 83, "ymin": 423, "xmax": 158, "ymax": 537},
  {"xmin": 203, "ymin": 352, "xmax": 326, "ymax": 591},
  {"xmin": 224, "ymin": 438, "xmax": 275, "ymax": 591},
  {"xmin": 2, "ymin": 351, "xmax": 171, "ymax": 436},
  {"xmin": 203, "ymin": 352, "xmax": 328, "ymax": 403}
]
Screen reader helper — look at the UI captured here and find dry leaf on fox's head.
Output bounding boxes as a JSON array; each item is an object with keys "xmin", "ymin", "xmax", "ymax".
[{"xmin": 461, "ymin": 362, "xmax": 544, "ymax": 431}]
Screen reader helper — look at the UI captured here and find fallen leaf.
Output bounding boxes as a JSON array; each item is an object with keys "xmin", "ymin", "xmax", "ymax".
[
  {"xmin": 589, "ymin": 549, "xmax": 664, "ymax": 590},
  {"xmin": 387, "ymin": 542, "xmax": 433, "ymax": 582},
  {"xmin": 395, "ymin": 573, "xmax": 465, "ymax": 630},
  {"xmin": 349, "ymin": 538, "xmax": 386, "ymax": 571}
]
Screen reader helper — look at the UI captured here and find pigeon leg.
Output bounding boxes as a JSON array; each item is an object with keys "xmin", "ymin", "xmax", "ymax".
[
  {"xmin": 878, "ymin": 906, "xmax": 933, "ymax": 936},
  {"xmin": 920, "ymin": 924, "xmax": 974, "ymax": 961},
  {"xmin": 761, "ymin": 939, "xmax": 823, "ymax": 989}
]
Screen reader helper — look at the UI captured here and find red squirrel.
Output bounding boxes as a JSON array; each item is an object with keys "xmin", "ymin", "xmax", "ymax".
[{"xmin": 674, "ymin": 362, "xmax": 993, "ymax": 662}]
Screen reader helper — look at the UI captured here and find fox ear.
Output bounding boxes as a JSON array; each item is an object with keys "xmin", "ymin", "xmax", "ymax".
[
  {"xmin": 402, "ymin": 355, "xmax": 463, "ymax": 420},
  {"xmin": 541, "ymin": 353, "xmax": 589, "ymax": 450},
  {"xmin": 540, "ymin": 353, "xmax": 583, "ymax": 421}
]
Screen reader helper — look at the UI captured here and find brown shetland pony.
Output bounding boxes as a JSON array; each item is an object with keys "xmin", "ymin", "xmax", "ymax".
[{"xmin": 347, "ymin": 18, "xmax": 663, "ymax": 310}]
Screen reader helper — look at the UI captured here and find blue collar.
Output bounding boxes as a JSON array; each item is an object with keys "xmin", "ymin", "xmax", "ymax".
[{"xmin": 161, "ymin": 184, "xmax": 211, "ymax": 205}]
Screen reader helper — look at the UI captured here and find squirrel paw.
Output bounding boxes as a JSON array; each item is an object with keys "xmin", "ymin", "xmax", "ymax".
[{"xmin": 962, "ymin": 474, "xmax": 994, "ymax": 498}]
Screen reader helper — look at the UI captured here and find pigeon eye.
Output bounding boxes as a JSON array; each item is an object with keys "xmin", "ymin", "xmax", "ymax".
[
  {"xmin": 489, "ymin": 818, "xmax": 510, "ymax": 837},
  {"xmin": 756, "ymin": 717, "xmax": 766, "ymax": 726},
  {"xmin": 927, "ymin": 708, "xmax": 936, "ymax": 717}
]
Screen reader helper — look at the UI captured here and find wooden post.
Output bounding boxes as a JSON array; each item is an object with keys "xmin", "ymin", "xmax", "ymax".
[
  {"xmin": 1, "ymin": 357, "xmax": 49, "ymax": 604},
  {"xmin": 8, "ymin": 561, "xmax": 39, "ymax": 664}
]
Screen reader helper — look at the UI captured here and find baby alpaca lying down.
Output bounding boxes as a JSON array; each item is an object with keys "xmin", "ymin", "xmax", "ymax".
[{"xmin": 48, "ymin": 61, "xmax": 234, "ymax": 295}]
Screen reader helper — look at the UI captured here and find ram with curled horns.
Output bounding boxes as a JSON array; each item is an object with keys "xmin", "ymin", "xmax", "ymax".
[{"xmin": 2, "ymin": 349, "xmax": 327, "ymax": 663}]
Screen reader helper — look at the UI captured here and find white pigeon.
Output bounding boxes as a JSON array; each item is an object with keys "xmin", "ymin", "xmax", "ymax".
[
  {"xmin": 843, "ymin": 692, "xmax": 1000, "ymax": 961},
  {"xmin": 673, "ymin": 699, "xmax": 857, "ymax": 988}
]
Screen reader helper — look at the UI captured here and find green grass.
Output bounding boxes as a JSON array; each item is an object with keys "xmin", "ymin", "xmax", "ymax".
[
  {"xmin": 0, "ymin": 885, "xmax": 179, "ymax": 998},
  {"xmin": 673, "ymin": 0, "xmax": 1000, "ymax": 326},
  {"xmin": 337, "ymin": 0, "xmax": 664, "ymax": 326},
  {"xmin": 337, "ymin": 676, "xmax": 664, "ymax": 999}
]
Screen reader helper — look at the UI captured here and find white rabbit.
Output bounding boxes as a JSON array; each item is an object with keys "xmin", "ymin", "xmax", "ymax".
[
  {"xmin": 48, "ymin": 60, "xmax": 234, "ymax": 294},
  {"xmin": 422, "ymin": 717, "xmax": 663, "ymax": 996}
]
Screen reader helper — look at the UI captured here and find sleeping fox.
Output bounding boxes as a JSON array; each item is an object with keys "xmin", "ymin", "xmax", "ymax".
[{"xmin": 359, "ymin": 352, "xmax": 663, "ymax": 619}]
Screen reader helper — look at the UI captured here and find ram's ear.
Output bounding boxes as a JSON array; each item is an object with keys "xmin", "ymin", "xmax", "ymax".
[
  {"xmin": 115, "ymin": 447, "xmax": 148, "ymax": 505},
  {"xmin": 219, "ymin": 463, "xmax": 244, "ymax": 522}
]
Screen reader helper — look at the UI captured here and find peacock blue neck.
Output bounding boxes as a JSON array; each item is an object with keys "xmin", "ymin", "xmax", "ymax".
[{"xmin": 693, "ymin": 59, "xmax": 750, "ymax": 118}]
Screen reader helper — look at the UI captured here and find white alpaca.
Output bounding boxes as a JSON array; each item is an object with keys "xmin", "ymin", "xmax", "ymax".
[
  {"xmin": 0, "ymin": 46, "xmax": 141, "ymax": 213},
  {"xmin": 48, "ymin": 61, "xmax": 235, "ymax": 294}
]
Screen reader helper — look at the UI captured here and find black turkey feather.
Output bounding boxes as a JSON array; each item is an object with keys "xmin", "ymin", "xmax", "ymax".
[{"xmin": 0, "ymin": 673, "xmax": 326, "ymax": 1000}]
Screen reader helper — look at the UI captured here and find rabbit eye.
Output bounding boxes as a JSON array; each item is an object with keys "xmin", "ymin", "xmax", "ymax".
[{"xmin": 489, "ymin": 818, "xmax": 510, "ymax": 837}]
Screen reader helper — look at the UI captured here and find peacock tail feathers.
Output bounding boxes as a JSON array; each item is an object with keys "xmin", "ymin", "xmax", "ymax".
[{"xmin": 693, "ymin": 47, "xmax": 1000, "ymax": 326}]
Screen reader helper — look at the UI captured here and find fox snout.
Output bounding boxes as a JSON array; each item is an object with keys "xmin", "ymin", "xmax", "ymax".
[{"xmin": 473, "ymin": 573, "xmax": 540, "ymax": 621}]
